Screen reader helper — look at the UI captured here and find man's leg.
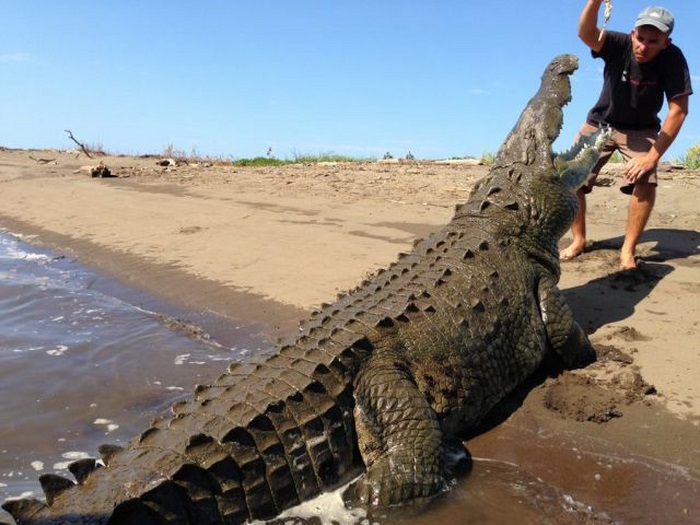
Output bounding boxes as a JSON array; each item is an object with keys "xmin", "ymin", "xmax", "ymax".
[
  {"xmin": 617, "ymin": 128, "xmax": 658, "ymax": 269},
  {"xmin": 620, "ymin": 182, "xmax": 656, "ymax": 269},
  {"xmin": 559, "ymin": 188, "xmax": 587, "ymax": 260}
]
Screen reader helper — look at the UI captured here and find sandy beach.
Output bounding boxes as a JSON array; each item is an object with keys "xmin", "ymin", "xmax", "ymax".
[{"xmin": 1, "ymin": 147, "xmax": 698, "ymax": 522}]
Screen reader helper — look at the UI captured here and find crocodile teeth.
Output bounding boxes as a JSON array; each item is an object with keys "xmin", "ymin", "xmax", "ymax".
[{"xmin": 556, "ymin": 127, "xmax": 612, "ymax": 190}]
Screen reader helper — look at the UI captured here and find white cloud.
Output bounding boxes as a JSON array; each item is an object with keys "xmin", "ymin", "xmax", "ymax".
[{"xmin": 470, "ymin": 88, "xmax": 488, "ymax": 95}]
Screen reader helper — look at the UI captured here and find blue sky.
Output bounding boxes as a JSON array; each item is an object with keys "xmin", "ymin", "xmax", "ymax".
[{"xmin": 1, "ymin": 1, "xmax": 698, "ymax": 160}]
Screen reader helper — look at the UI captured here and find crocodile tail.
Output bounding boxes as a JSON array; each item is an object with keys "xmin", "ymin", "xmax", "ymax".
[
  {"xmin": 2, "ymin": 389, "xmax": 358, "ymax": 524},
  {"xmin": 2, "ymin": 459, "xmax": 103, "ymax": 524},
  {"xmin": 4, "ymin": 295, "xmax": 375, "ymax": 525},
  {"xmin": 106, "ymin": 377, "xmax": 359, "ymax": 523},
  {"xmin": 5, "ymin": 353, "xmax": 360, "ymax": 525}
]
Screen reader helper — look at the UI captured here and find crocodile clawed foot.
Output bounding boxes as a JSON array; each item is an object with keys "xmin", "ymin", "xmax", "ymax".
[
  {"xmin": 342, "ymin": 461, "xmax": 446, "ymax": 510},
  {"xmin": 557, "ymin": 323, "xmax": 597, "ymax": 369}
]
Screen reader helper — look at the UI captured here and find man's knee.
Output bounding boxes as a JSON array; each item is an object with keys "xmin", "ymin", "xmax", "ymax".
[{"xmin": 631, "ymin": 182, "xmax": 656, "ymax": 202}]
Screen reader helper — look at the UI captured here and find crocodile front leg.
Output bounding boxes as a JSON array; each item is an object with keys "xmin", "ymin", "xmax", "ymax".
[
  {"xmin": 344, "ymin": 350, "xmax": 446, "ymax": 508},
  {"xmin": 538, "ymin": 276, "xmax": 596, "ymax": 368}
]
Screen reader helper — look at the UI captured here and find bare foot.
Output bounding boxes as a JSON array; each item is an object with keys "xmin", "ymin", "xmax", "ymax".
[
  {"xmin": 620, "ymin": 252, "xmax": 637, "ymax": 270},
  {"xmin": 559, "ymin": 243, "xmax": 585, "ymax": 262}
]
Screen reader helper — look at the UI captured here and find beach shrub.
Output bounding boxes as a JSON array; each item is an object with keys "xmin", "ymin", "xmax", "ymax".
[
  {"xmin": 291, "ymin": 151, "xmax": 375, "ymax": 163},
  {"xmin": 231, "ymin": 156, "xmax": 290, "ymax": 167},
  {"xmin": 679, "ymin": 143, "xmax": 700, "ymax": 169},
  {"xmin": 480, "ymin": 152, "xmax": 496, "ymax": 165},
  {"xmin": 232, "ymin": 153, "xmax": 376, "ymax": 166}
]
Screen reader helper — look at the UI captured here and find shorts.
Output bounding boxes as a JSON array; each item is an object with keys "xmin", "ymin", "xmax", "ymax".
[{"xmin": 576, "ymin": 122, "xmax": 658, "ymax": 195}]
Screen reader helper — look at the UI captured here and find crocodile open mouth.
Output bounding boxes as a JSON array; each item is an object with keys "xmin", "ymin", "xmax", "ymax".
[{"xmin": 556, "ymin": 127, "xmax": 612, "ymax": 191}]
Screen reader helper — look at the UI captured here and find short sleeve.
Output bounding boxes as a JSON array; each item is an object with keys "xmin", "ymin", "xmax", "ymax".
[{"xmin": 663, "ymin": 46, "xmax": 693, "ymax": 101}]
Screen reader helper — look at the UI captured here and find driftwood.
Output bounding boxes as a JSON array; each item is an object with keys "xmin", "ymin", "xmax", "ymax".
[
  {"xmin": 64, "ymin": 129, "xmax": 93, "ymax": 159},
  {"xmin": 90, "ymin": 161, "xmax": 112, "ymax": 178},
  {"xmin": 28, "ymin": 155, "xmax": 57, "ymax": 164}
]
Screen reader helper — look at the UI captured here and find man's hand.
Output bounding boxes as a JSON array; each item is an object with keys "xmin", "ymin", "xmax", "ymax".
[
  {"xmin": 624, "ymin": 155, "xmax": 657, "ymax": 183},
  {"xmin": 625, "ymin": 96, "xmax": 690, "ymax": 183},
  {"xmin": 599, "ymin": 0, "xmax": 613, "ymax": 41}
]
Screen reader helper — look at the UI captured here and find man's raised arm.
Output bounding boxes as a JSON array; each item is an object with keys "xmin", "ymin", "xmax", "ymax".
[{"xmin": 579, "ymin": 0, "xmax": 606, "ymax": 52}]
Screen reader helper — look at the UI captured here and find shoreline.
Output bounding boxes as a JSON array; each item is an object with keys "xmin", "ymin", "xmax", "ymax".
[{"xmin": 0, "ymin": 214, "xmax": 306, "ymax": 342}]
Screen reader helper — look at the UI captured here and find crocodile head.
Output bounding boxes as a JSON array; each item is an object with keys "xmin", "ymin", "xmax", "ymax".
[
  {"xmin": 463, "ymin": 54, "xmax": 610, "ymax": 270},
  {"xmin": 494, "ymin": 53, "xmax": 583, "ymax": 173}
]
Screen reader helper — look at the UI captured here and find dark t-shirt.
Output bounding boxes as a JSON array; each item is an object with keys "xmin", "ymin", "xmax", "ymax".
[{"xmin": 586, "ymin": 31, "xmax": 693, "ymax": 130}]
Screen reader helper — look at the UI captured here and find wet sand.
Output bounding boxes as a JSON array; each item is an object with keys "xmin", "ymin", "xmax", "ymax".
[{"xmin": 1, "ymin": 148, "xmax": 698, "ymax": 522}]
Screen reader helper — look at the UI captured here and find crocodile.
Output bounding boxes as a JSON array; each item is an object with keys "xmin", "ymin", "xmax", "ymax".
[{"xmin": 2, "ymin": 54, "xmax": 609, "ymax": 525}]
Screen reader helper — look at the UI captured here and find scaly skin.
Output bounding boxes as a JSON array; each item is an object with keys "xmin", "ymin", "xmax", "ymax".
[{"xmin": 2, "ymin": 54, "xmax": 610, "ymax": 525}]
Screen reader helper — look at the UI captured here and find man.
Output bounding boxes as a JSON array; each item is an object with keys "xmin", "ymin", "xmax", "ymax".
[{"xmin": 560, "ymin": 3, "xmax": 692, "ymax": 269}]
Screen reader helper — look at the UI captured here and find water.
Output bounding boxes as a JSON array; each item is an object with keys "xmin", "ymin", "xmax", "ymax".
[{"xmin": 0, "ymin": 232, "xmax": 263, "ymax": 500}]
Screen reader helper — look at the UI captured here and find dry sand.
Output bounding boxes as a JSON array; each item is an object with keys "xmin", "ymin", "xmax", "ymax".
[{"xmin": 1, "ymin": 148, "xmax": 698, "ymax": 522}]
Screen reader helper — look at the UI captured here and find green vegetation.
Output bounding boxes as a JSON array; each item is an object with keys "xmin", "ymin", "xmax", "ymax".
[
  {"xmin": 677, "ymin": 142, "xmax": 700, "ymax": 169},
  {"xmin": 230, "ymin": 149, "xmax": 377, "ymax": 166},
  {"xmin": 608, "ymin": 150, "xmax": 624, "ymax": 163},
  {"xmin": 231, "ymin": 156, "xmax": 290, "ymax": 167},
  {"xmin": 291, "ymin": 151, "xmax": 377, "ymax": 163},
  {"xmin": 602, "ymin": 144, "xmax": 700, "ymax": 169},
  {"xmin": 157, "ymin": 145, "xmax": 382, "ymax": 166},
  {"xmin": 480, "ymin": 152, "xmax": 496, "ymax": 165}
]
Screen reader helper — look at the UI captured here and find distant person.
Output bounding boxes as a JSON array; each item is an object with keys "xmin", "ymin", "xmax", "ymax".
[{"xmin": 560, "ymin": 2, "xmax": 692, "ymax": 269}]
